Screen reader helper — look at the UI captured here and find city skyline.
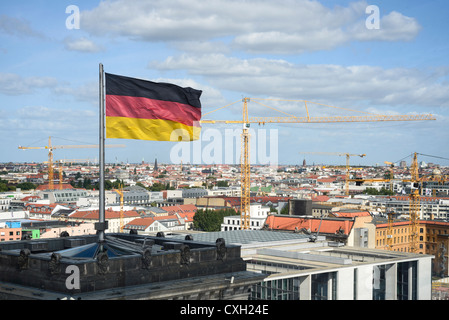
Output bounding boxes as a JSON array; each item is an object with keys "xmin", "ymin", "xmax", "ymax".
[{"xmin": 1, "ymin": 1, "xmax": 449, "ymax": 166}]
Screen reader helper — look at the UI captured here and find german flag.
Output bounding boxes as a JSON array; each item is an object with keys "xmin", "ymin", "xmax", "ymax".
[{"xmin": 105, "ymin": 73, "xmax": 202, "ymax": 141}]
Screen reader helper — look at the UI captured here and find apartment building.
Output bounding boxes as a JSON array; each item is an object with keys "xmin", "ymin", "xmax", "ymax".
[
  {"xmin": 39, "ymin": 188, "xmax": 89, "ymax": 204},
  {"xmin": 221, "ymin": 204, "xmax": 270, "ymax": 231},
  {"xmin": 375, "ymin": 220, "xmax": 449, "ymax": 275},
  {"xmin": 0, "ymin": 221, "xmax": 21, "ymax": 242},
  {"xmin": 0, "ymin": 197, "xmax": 12, "ymax": 211},
  {"xmin": 369, "ymin": 196, "xmax": 449, "ymax": 220},
  {"xmin": 67, "ymin": 208, "xmax": 141, "ymax": 233}
]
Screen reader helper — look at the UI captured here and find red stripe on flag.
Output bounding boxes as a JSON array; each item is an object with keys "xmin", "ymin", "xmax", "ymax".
[{"xmin": 106, "ymin": 95, "xmax": 201, "ymax": 127}]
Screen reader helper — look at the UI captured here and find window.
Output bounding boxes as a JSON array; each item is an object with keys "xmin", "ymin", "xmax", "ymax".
[
  {"xmin": 312, "ymin": 273, "xmax": 337, "ymax": 300},
  {"xmin": 373, "ymin": 265, "xmax": 386, "ymax": 300},
  {"xmin": 251, "ymin": 278, "xmax": 299, "ymax": 300},
  {"xmin": 397, "ymin": 261, "xmax": 417, "ymax": 300}
]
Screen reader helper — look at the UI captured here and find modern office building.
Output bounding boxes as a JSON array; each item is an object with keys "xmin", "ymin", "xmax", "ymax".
[
  {"xmin": 172, "ymin": 230, "xmax": 434, "ymax": 300},
  {"xmin": 39, "ymin": 189, "xmax": 89, "ymax": 204}
]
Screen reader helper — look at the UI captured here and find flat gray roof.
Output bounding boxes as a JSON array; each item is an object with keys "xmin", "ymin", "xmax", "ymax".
[{"xmin": 171, "ymin": 230, "xmax": 311, "ymax": 246}]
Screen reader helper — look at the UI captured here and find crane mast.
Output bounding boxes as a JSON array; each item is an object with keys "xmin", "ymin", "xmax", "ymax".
[
  {"xmin": 240, "ymin": 98, "xmax": 251, "ymax": 230},
  {"xmin": 409, "ymin": 152, "xmax": 420, "ymax": 253},
  {"xmin": 19, "ymin": 136, "xmax": 125, "ymax": 191},
  {"xmin": 299, "ymin": 151, "xmax": 366, "ymax": 196}
]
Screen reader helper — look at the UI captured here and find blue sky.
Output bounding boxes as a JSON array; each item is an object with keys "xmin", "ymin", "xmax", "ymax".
[{"xmin": 1, "ymin": 0, "xmax": 448, "ymax": 167}]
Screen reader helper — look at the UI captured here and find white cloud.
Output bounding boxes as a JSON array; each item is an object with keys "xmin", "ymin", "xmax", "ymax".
[
  {"xmin": 80, "ymin": 0, "xmax": 421, "ymax": 54},
  {"xmin": 53, "ymin": 81, "xmax": 99, "ymax": 105},
  {"xmin": 350, "ymin": 11, "xmax": 422, "ymax": 42},
  {"xmin": 64, "ymin": 37, "xmax": 104, "ymax": 53},
  {"xmin": 0, "ymin": 73, "xmax": 58, "ymax": 95},
  {"xmin": 0, "ymin": 14, "xmax": 45, "ymax": 39},
  {"xmin": 232, "ymin": 29, "xmax": 349, "ymax": 54},
  {"xmin": 151, "ymin": 54, "xmax": 449, "ymax": 110},
  {"xmin": 7, "ymin": 106, "xmax": 97, "ymax": 136}
]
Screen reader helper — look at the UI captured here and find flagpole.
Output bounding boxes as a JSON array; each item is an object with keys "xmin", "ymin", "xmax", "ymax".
[{"xmin": 97, "ymin": 63, "xmax": 106, "ymax": 243}]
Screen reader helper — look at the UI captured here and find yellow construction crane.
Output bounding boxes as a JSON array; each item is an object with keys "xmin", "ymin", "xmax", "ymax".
[
  {"xmin": 43, "ymin": 158, "xmax": 94, "ymax": 190},
  {"xmin": 19, "ymin": 136, "xmax": 125, "ymax": 190},
  {"xmin": 386, "ymin": 209, "xmax": 397, "ymax": 251},
  {"xmin": 407, "ymin": 152, "xmax": 449, "ymax": 252},
  {"xmin": 113, "ymin": 185, "xmax": 125, "ymax": 232},
  {"xmin": 299, "ymin": 151, "xmax": 366, "ymax": 196},
  {"xmin": 352, "ymin": 153, "xmax": 421, "ymax": 253},
  {"xmin": 200, "ymin": 98, "xmax": 436, "ymax": 230},
  {"xmin": 409, "ymin": 152, "xmax": 421, "ymax": 253}
]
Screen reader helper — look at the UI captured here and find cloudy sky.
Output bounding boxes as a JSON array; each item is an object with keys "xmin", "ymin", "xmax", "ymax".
[{"xmin": 1, "ymin": 0, "xmax": 448, "ymax": 167}]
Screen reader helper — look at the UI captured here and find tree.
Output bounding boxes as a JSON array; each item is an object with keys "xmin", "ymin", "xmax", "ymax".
[
  {"xmin": 216, "ymin": 180, "xmax": 229, "ymax": 187},
  {"xmin": 364, "ymin": 187, "xmax": 394, "ymax": 196},
  {"xmin": 150, "ymin": 182, "xmax": 166, "ymax": 191},
  {"xmin": 193, "ymin": 208, "xmax": 239, "ymax": 232},
  {"xmin": 0, "ymin": 179, "xmax": 36, "ymax": 191},
  {"xmin": 16, "ymin": 182, "xmax": 37, "ymax": 191},
  {"xmin": 280, "ymin": 204, "xmax": 289, "ymax": 215},
  {"xmin": 0, "ymin": 180, "xmax": 9, "ymax": 192}
]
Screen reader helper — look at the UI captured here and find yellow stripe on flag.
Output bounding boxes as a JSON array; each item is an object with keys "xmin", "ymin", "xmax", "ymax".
[{"xmin": 106, "ymin": 116, "xmax": 200, "ymax": 141}]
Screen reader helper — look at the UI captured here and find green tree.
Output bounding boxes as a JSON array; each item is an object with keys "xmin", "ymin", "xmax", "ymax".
[
  {"xmin": 193, "ymin": 208, "xmax": 239, "ymax": 232},
  {"xmin": 150, "ymin": 182, "xmax": 166, "ymax": 191},
  {"xmin": 16, "ymin": 182, "xmax": 37, "ymax": 190},
  {"xmin": 83, "ymin": 178, "xmax": 92, "ymax": 189},
  {"xmin": 364, "ymin": 187, "xmax": 394, "ymax": 196},
  {"xmin": 216, "ymin": 180, "xmax": 229, "ymax": 187},
  {"xmin": 0, "ymin": 180, "xmax": 9, "ymax": 192},
  {"xmin": 280, "ymin": 204, "xmax": 289, "ymax": 215}
]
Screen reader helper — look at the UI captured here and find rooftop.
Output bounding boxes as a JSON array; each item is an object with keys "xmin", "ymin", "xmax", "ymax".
[
  {"xmin": 171, "ymin": 229, "xmax": 311, "ymax": 246},
  {"xmin": 169, "ymin": 229, "xmax": 432, "ymax": 280}
]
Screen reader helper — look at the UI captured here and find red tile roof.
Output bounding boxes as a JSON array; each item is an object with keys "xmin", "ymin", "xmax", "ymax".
[
  {"xmin": 161, "ymin": 204, "xmax": 197, "ymax": 215},
  {"xmin": 21, "ymin": 196, "xmax": 41, "ymax": 202},
  {"xmin": 125, "ymin": 217, "xmax": 157, "ymax": 228},
  {"xmin": 311, "ymin": 195, "xmax": 330, "ymax": 202},
  {"xmin": 25, "ymin": 203, "xmax": 58, "ymax": 215},
  {"xmin": 124, "ymin": 214, "xmax": 181, "ymax": 229},
  {"xmin": 265, "ymin": 215, "xmax": 354, "ymax": 235},
  {"xmin": 317, "ymin": 178, "xmax": 336, "ymax": 183},
  {"xmin": 332, "ymin": 211, "xmax": 371, "ymax": 218}
]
